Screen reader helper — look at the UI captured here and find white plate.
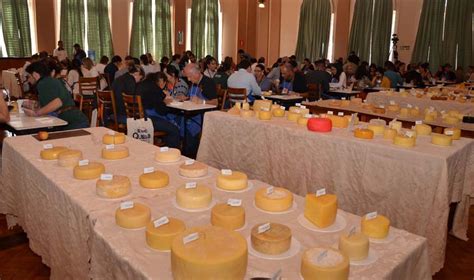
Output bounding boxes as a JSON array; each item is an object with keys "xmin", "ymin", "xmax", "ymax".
[
  {"xmin": 369, "ymin": 229, "xmax": 396, "ymax": 244},
  {"xmin": 178, "ymin": 173, "xmax": 212, "ymax": 180},
  {"xmin": 172, "ymin": 198, "xmax": 216, "ymax": 213},
  {"xmin": 350, "ymin": 248, "xmax": 379, "ymax": 266},
  {"xmin": 253, "ymin": 200, "xmax": 298, "ymax": 215},
  {"xmin": 155, "ymin": 156, "xmax": 184, "ymax": 165},
  {"xmin": 247, "ymin": 237, "xmax": 301, "ymax": 260},
  {"xmin": 297, "ymin": 213, "xmax": 346, "ymax": 233},
  {"xmin": 215, "ymin": 181, "xmax": 254, "ymax": 193}
]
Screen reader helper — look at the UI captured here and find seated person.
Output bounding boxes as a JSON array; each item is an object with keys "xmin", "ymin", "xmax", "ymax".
[
  {"xmin": 404, "ymin": 64, "xmax": 423, "ymax": 87},
  {"xmin": 137, "ymin": 72, "xmax": 180, "ymax": 148},
  {"xmin": 440, "ymin": 64, "xmax": 456, "ymax": 82},
  {"xmin": 305, "ymin": 59, "xmax": 331, "ymax": 98},
  {"xmin": 371, "ymin": 67, "xmax": 391, "ymax": 88},
  {"xmin": 254, "ymin": 64, "xmax": 272, "ymax": 91},
  {"xmin": 280, "ymin": 61, "xmax": 307, "ymax": 94},
  {"xmin": 104, "ymin": 55, "xmax": 122, "ymax": 85},
  {"xmin": 384, "ymin": 61, "xmax": 403, "ymax": 88},
  {"xmin": 111, "ymin": 64, "xmax": 144, "ymax": 124},
  {"xmin": 227, "ymin": 59, "xmax": 262, "ymax": 102},
  {"xmin": 24, "ymin": 61, "xmax": 89, "ymax": 130},
  {"xmin": 0, "ymin": 93, "xmax": 10, "ymax": 123},
  {"xmin": 165, "ymin": 65, "xmax": 188, "ymax": 101},
  {"xmin": 203, "ymin": 57, "xmax": 218, "ymax": 78},
  {"xmin": 213, "ymin": 61, "xmax": 232, "ymax": 89}
]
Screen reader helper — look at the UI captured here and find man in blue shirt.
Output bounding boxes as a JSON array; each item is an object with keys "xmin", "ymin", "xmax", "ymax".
[
  {"xmin": 384, "ymin": 61, "xmax": 403, "ymax": 88},
  {"xmin": 227, "ymin": 60, "xmax": 262, "ymax": 102}
]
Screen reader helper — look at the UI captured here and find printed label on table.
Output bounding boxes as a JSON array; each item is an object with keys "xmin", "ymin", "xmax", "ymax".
[
  {"xmin": 120, "ymin": 201, "xmax": 134, "ymax": 210},
  {"xmin": 185, "ymin": 182, "xmax": 197, "ymax": 189},
  {"xmin": 445, "ymin": 130, "xmax": 454, "ymax": 136},
  {"xmin": 406, "ymin": 131, "xmax": 415, "ymax": 138},
  {"xmin": 280, "ymin": 106, "xmax": 285, "ymax": 110},
  {"xmin": 105, "ymin": 144, "xmax": 115, "ymax": 150},
  {"xmin": 153, "ymin": 216, "xmax": 170, "ymax": 228},
  {"xmin": 415, "ymin": 120, "xmax": 423, "ymax": 125},
  {"xmin": 184, "ymin": 159, "xmax": 195, "ymax": 165},
  {"xmin": 341, "ymin": 97, "xmax": 346, "ymax": 100},
  {"xmin": 107, "ymin": 131, "xmax": 115, "ymax": 136},
  {"xmin": 43, "ymin": 144, "xmax": 53, "ymax": 149},
  {"xmin": 78, "ymin": 159, "xmax": 89, "ymax": 166},
  {"xmin": 100, "ymin": 174, "xmax": 113, "ymax": 181},
  {"xmin": 316, "ymin": 188, "xmax": 326, "ymax": 197},
  {"xmin": 227, "ymin": 198, "xmax": 242, "ymax": 207},
  {"xmin": 389, "ymin": 100, "xmax": 395, "ymax": 105},
  {"xmin": 143, "ymin": 167, "xmax": 154, "ymax": 174},
  {"xmin": 337, "ymin": 112, "xmax": 344, "ymax": 116},
  {"xmin": 266, "ymin": 186, "xmax": 274, "ymax": 195},
  {"xmin": 258, "ymin": 223, "xmax": 271, "ymax": 234},
  {"xmin": 327, "ymin": 111, "xmax": 334, "ymax": 115},
  {"xmin": 366, "ymin": 211, "xmax": 378, "ymax": 220},
  {"xmin": 160, "ymin": 146, "xmax": 169, "ymax": 152},
  {"xmin": 183, "ymin": 232, "xmax": 199, "ymax": 244},
  {"xmin": 221, "ymin": 169, "xmax": 232, "ymax": 175},
  {"xmin": 295, "ymin": 103, "xmax": 301, "ymax": 107}
]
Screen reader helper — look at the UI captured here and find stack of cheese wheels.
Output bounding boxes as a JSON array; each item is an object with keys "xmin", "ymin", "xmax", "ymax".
[
  {"xmin": 216, "ymin": 170, "xmax": 248, "ymax": 191},
  {"xmin": 393, "ymin": 134, "xmax": 416, "ymax": 148},
  {"xmin": 354, "ymin": 128, "xmax": 374, "ymax": 139},
  {"xmin": 431, "ymin": 133, "xmax": 453, "ymax": 146},
  {"xmin": 240, "ymin": 109, "xmax": 254, "ymax": 118},
  {"xmin": 361, "ymin": 213, "xmax": 390, "ymax": 239},
  {"xmin": 176, "ymin": 184, "xmax": 212, "ymax": 209},
  {"xmin": 255, "ymin": 187, "xmax": 293, "ymax": 212},
  {"xmin": 308, "ymin": 118, "xmax": 332, "ymax": 132},
  {"xmin": 96, "ymin": 175, "xmax": 131, "ymax": 198},
  {"xmin": 251, "ymin": 222, "xmax": 292, "ymax": 255},
  {"xmin": 383, "ymin": 128, "xmax": 397, "ymax": 140},
  {"xmin": 304, "ymin": 193, "xmax": 338, "ymax": 228},
  {"xmin": 40, "ymin": 146, "xmax": 69, "ymax": 160},
  {"xmin": 146, "ymin": 217, "xmax": 186, "ymax": 251},
  {"xmin": 179, "ymin": 161, "xmax": 208, "ymax": 178},
  {"xmin": 272, "ymin": 106, "xmax": 285, "ymax": 117},
  {"xmin": 115, "ymin": 202, "xmax": 151, "ymax": 229},
  {"xmin": 155, "ymin": 147, "xmax": 181, "ymax": 163},
  {"xmin": 327, "ymin": 115, "xmax": 349, "ymax": 128},
  {"xmin": 73, "ymin": 162, "xmax": 106, "ymax": 180},
  {"xmin": 444, "ymin": 127, "xmax": 461, "ymax": 140},
  {"xmin": 102, "ymin": 145, "xmax": 129, "ymax": 160},
  {"xmin": 139, "ymin": 170, "xmax": 169, "ymax": 189},
  {"xmin": 300, "ymin": 247, "xmax": 350, "ymax": 280},
  {"xmin": 211, "ymin": 202, "xmax": 245, "ymax": 230},
  {"xmin": 258, "ymin": 109, "xmax": 272, "ymax": 120},
  {"xmin": 102, "ymin": 132, "xmax": 126, "ymax": 144},
  {"xmin": 338, "ymin": 232, "xmax": 369, "ymax": 261},
  {"xmin": 414, "ymin": 123, "xmax": 432, "ymax": 135},
  {"xmin": 367, "ymin": 124, "xmax": 385, "ymax": 136},
  {"xmin": 171, "ymin": 226, "xmax": 247, "ymax": 280},
  {"xmin": 399, "ymin": 108, "xmax": 409, "ymax": 117},
  {"xmin": 57, "ymin": 149, "xmax": 83, "ymax": 167}
]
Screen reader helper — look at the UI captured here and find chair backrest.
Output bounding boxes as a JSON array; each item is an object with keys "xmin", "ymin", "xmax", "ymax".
[
  {"xmin": 216, "ymin": 84, "xmax": 227, "ymax": 110},
  {"xmin": 78, "ymin": 77, "xmax": 99, "ymax": 95},
  {"xmin": 225, "ymin": 87, "xmax": 247, "ymax": 108},
  {"xmin": 121, "ymin": 93, "xmax": 144, "ymax": 119},
  {"xmin": 97, "ymin": 90, "xmax": 118, "ymax": 130},
  {"xmin": 307, "ymin": 83, "xmax": 322, "ymax": 101}
]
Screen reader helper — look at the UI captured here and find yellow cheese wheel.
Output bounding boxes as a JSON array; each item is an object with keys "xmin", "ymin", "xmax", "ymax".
[
  {"xmin": 344, "ymin": 115, "xmax": 359, "ymax": 124},
  {"xmin": 399, "ymin": 108, "xmax": 409, "ymax": 117},
  {"xmin": 372, "ymin": 107, "xmax": 386, "ymax": 114},
  {"xmin": 287, "ymin": 111, "xmax": 301, "ymax": 122},
  {"xmin": 176, "ymin": 184, "xmax": 212, "ymax": 209},
  {"xmin": 354, "ymin": 128, "xmax": 374, "ymax": 139},
  {"xmin": 443, "ymin": 116, "xmax": 460, "ymax": 125},
  {"xmin": 57, "ymin": 149, "xmax": 83, "ymax": 167},
  {"xmin": 340, "ymin": 100, "xmax": 350, "ymax": 107},
  {"xmin": 388, "ymin": 120, "xmax": 402, "ymax": 132},
  {"xmin": 253, "ymin": 99, "xmax": 272, "ymax": 112},
  {"xmin": 424, "ymin": 113, "xmax": 436, "ymax": 122},
  {"xmin": 338, "ymin": 232, "xmax": 369, "ymax": 261},
  {"xmin": 258, "ymin": 110, "xmax": 272, "ymax": 120},
  {"xmin": 289, "ymin": 106, "xmax": 303, "ymax": 112},
  {"xmin": 393, "ymin": 135, "xmax": 416, "ymax": 148},
  {"xmin": 327, "ymin": 115, "xmax": 349, "ymax": 128},
  {"xmin": 273, "ymin": 107, "xmax": 285, "ymax": 117},
  {"xmin": 251, "ymin": 222, "xmax": 292, "ymax": 255},
  {"xmin": 255, "ymin": 187, "xmax": 293, "ymax": 212},
  {"xmin": 115, "ymin": 202, "xmax": 151, "ymax": 229},
  {"xmin": 300, "ymin": 247, "xmax": 350, "ymax": 280},
  {"xmin": 216, "ymin": 171, "xmax": 248, "ymax": 191},
  {"xmin": 367, "ymin": 124, "xmax": 385, "ymax": 135},
  {"xmin": 146, "ymin": 217, "xmax": 186, "ymax": 251},
  {"xmin": 139, "ymin": 170, "xmax": 169, "ymax": 189},
  {"xmin": 400, "ymin": 91, "xmax": 409, "ymax": 97},
  {"xmin": 101, "ymin": 146, "xmax": 129, "ymax": 160},
  {"xmin": 444, "ymin": 127, "xmax": 461, "ymax": 140},
  {"xmin": 179, "ymin": 161, "xmax": 208, "ymax": 178},
  {"xmin": 299, "ymin": 108, "xmax": 310, "ymax": 115},
  {"xmin": 240, "ymin": 109, "xmax": 254, "ymax": 118},
  {"xmin": 414, "ymin": 124, "xmax": 432, "ymax": 135},
  {"xmin": 409, "ymin": 108, "xmax": 420, "ymax": 117},
  {"xmin": 304, "ymin": 194, "xmax": 338, "ymax": 228},
  {"xmin": 383, "ymin": 128, "xmax": 397, "ymax": 140},
  {"xmin": 96, "ymin": 175, "xmax": 131, "ymax": 198},
  {"xmin": 297, "ymin": 116, "xmax": 310, "ymax": 126},
  {"xmin": 211, "ymin": 203, "xmax": 245, "ymax": 230},
  {"xmin": 271, "ymin": 104, "xmax": 280, "ymax": 110},
  {"xmin": 361, "ymin": 214, "xmax": 390, "ymax": 239},
  {"xmin": 102, "ymin": 132, "xmax": 126, "ymax": 144},
  {"xmin": 40, "ymin": 146, "xmax": 69, "ymax": 160},
  {"xmin": 155, "ymin": 148, "xmax": 181, "ymax": 163},
  {"xmin": 73, "ymin": 162, "xmax": 106, "ymax": 180},
  {"xmin": 171, "ymin": 226, "xmax": 247, "ymax": 280},
  {"xmin": 387, "ymin": 104, "xmax": 400, "ymax": 112},
  {"xmin": 431, "ymin": 133, "xmax": 453, "ymax": 146}
]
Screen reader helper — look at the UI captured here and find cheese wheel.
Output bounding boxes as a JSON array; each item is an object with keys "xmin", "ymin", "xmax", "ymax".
[
  {"xmin": 40, "ymin": 146, "xmax": 69, "ymax": 160},
  {"xmin": 367, "ymin": 124, "xmax": 385, "ymax": 136},
  {"xmin": 308, "ymin": 118, "xmax": 332, "ymax": 132},
  {"xmin": 115, "ymin": 202, "xmax": 151, "ymax": 229},
  {"xmin": 399, "ymin": 108, "xmax": 409, "ymax": 117},
  {"xmin": 400, "ymin": 91, "xmax": 409, "ymax": 97},
  {"xmin": 289, "ymin": 106, "xmax": 302, "ymax": 113},
  {"xmin": 272, "ymin": 108, "xmax": 285, "ymax": 117},
  {"xmin": 176, "ymin": 184, "xmax": 212, "ymax": 209},
  {"xmin": 354, "ymin": 128, "xmax": 374, "ymax": 139},
  {"xmin": 444, "ymin": 127, "xmax": 461, "ymax": 140},
  {"xmin": 393, "ymin": 135, "xmax": 416, "ymax": 148},
  {"xmin": 338, "ymin": 232, "xmax": 369, "ymax": 261},
  {"xmin": 242, "ymin": 102, "xmax": 250, "ymax": 110},
  {"xmin": 211, "ymin": 203, "xmax": 245, "ymax": 230},
  {"xmin": 369, "ymin": 119, "xmax": 386, "ymax": 126},
  {"xmin": 387, "ymin": 104, "xmax": 400, "ymax": 112},
  {"xmin": 340, "ymin": 100, "xmax": 350, "ymax": 107},
  {"xmin": 171, "ymin": 226, "xmax": 247, "ymax": 280},
  {"xmin": 240, "ymin": 109, "xmax": 254, "ymax": 118},
  {"xmin": 146, "ymin": 217, "xmax": 186, "ymax": 251},
  {"xmin": 443, "ymin": 116, "xmax": 460, "ymax": 125},
  {"xmin": 139, "ymin": 170, "xmax": 169, "ymax": 189},
  {"xmin": 344, "ymin": 115, "xmax": 359, "ymax": 124},
  {"xmin": 96, "ymin": 175, "xmax": 131, "ymax": 198},
  {"xmin": 102, "ymin": 132, "xmax": 126, "ymax": 144},
  {"xmin": 383, "ymin": 128, "xmax": 397, "ymax": 140},
  {"xmin": 424, "ymin": 113, "xmax": 436, "ymax": 122},
  {"xmin": 253, "ymin": 99, "xmax": 272, "ymax": 112},
  {"xmin": 258, "ymin": 110, "xmax": 272, "ymax": 120},
  {"xmin": 216, "ymin": 171, "xmax": 248, "ymax": 191},
  {"xmin": 73, "ymin": 162, "xmax": 106, "ymax": 180},
  {"xmin": 301, "ymin": 247, "xmax": 349, "ymax": 280},
  {"xmin": 361, "ymin": 214, "xmax": 390, "ymax": 239},
  {"xmin": 409, "ymin": 108, "xmax": 420, "ymax": 117},
  {"xmin": 372, "ymin": 107, "xmax": 386, "ymax": 114},
  {"xmin": 414, "ymin": 124, "xmax": 432, "ymax": 136},
  {"xmin": 155, "ymin": 148, "xmax": 181, "ymax": 163},
  {"xmin": 251, "ymin": 222, "xmax": 291, "ymax": 255},
  {"xmin": 101, "ymin": 146, "xmax": 129, "ymax": 160},
  {"xmin": 297, "ymin": 116, "xmax": 310, "ymax": 126},
  {"xmin": 304, "ymin": 194, "xmax": 338, "ymax": 228},
  {"xmin": 57, "ymin": 149, "xmax": 83, "ymax": 167},
  {"xmin": 179, "ymin": 161, "xmax": 208, "ymax": 178},
  {"xmin": 327, "ymin": 115, "xmax": 348, "ymax": 128},
  {"xmin": 255, "ymin": 187, "xmax": 293, "ymax": 212},
  {"xmin": 287, "ymin": 111, "xmax": 301, "ymax": 122},
  {"xmin": 388, "ymin": 120, "xmax": 402, "ymax": 132},
  {"xmin": 431, "ymin": 133, "xmax": 453, "ymax": 146}
]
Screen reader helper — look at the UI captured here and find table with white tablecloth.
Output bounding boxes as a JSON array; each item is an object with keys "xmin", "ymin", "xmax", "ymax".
[
  {"xmin": 197, "ymin": 111, "xmax": 474, "ymax": 274},
  {"xmin": 0, "ymin": 127, "xmax": 432, "ymax": 279},
  {"xmin": 1, "ymin": 70, "xmax": 21, "ymax": 98}
]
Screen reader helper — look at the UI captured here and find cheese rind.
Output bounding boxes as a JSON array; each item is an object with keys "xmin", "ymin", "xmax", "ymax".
[
  {"xmin": 258, "ymin": 110, "xmax": 272, "ymax": 120},
  {"xmin": 287, "ymin": 111, "xmax": 301, "ymax": 122},
  {"xmin": 308, "ymin": 118, "xmax": 332, "ymax": 132},
  {"xmin": 327, "ymin": 115, "xmax": 349, "ymax": 128},
  {"xmin": 176, "ymin": 184, "xmax": 212, "ymax": 209},
  {"xmin": 57, "ymin": 149, "xmax": 83, "ymax": 167},
  {"xmin": 179, "ymin": 161, "xmax": 208, "ymax": 178},
  {"xmin": 431, "ymin": 133, "xmax": 453, "ymax": 146},
  {"xmin": 393, "ymin": 135, "xmax": 416, "ymax": 148},
  {"xmin": 338, "ymin": 233, "xmax": 369, "ymax": 261},
  {"xmin": 115, "ymin": 202, "xmax": 151, "ymax": 229},
  {"xmin": 73, "ymin": 162, "xmax": 106, "ymax": 180},
  {"xmin": 444, "ymin": 127, "xmax": 461, "ymax": 140},
  {"xmin": 361, "ymin": 214, "xmax": 390, "ymax": 239},
  {"xmin": 301, "ymin": 247, "xmax": 350, "ymax": 280},
  {"xmin": 272, "ymin": 108, "xmax": 285, "ymax": 117},
  {"xmin": 211, "ymin": 203, "xmax": 245, "ymax": 230},
  {"xmin": 139, "ymin": 170, "xmax": 169, "ymax": 189},
  {"xmin": 255, "ymin": 187, "xmax": 293, "ymax": 212},
  {"xmin": 146, "ymin": 217, "xmax": 186, "ymax": 251},
  {"xmin": 304, "ymin": 194, "xmax": 338, "ymax": 228},
  {"xmin": 101, "ymin": 146, "xmax": 129, "ymax": 160},
  {"xmin": 96, "ymin": 175, "xmax": 131, "ymax": 198},
  {"xmin": 40, "ymin": 146, "xmax": 69, "ymax": 160},
  {"xmin": 240, "ymin": 109, "xmax": 254, "ymax": 118},
  {"xmin": 367, "ymin": 124, "xmax": 385, "ymax": 135},
  {"xmin": 102, "ymin": 132, "xmax": 126, "ymax": 144},
  {"xmin": 251, "ymin": 223, "xmax": 292, "ymax": 255},
  {"xmin": 155, "ymin": 148, "xmax": 181, "ymax": 163},
  {"xmin": 216, "ymin": 171, "xmax": 248, "ymax": 191},
  {"xmin": 171, "ymin": 226, "xmax": 248, "ymax": 280},
  {"xmin": 354, "ymin": 128, "xmax": 374, "ymax": 139},
  {"xmin": 414, "ymin": 124, "xmax": 432, "ymax": 136}
]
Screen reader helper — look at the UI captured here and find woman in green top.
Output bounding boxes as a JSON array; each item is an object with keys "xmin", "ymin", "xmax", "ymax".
[{"xmin": 24, "ymin": 61, "xmax": 89, "ymax": 130}]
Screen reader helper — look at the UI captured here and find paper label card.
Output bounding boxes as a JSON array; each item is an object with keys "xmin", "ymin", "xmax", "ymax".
[
  {"xmin": 304, "ymin": 114, "xmax": 312, "ymax": 118},
  {"xmin": 227, "ymin": 198, "xmax": 242, "ymax": 207},
  {"xmin": 107, "ymin": 131, "xmax": 115, "ymax": 136},
  {"xmin": 100, "ymin": 174, "xmax": 113, "ymax": 180},
  {"xmin": 341, "ymin": 97, "xmax": 346, "ymax": 100},
  {"xmin": 338, "ymin": 112, "xmax": 344, "ymax": 116},
  {"xmin": 143, "ymin": 167, "xmax": 154, "ymax": 174},
  {"xmin": 261, "ymin": 107, "xmax": 270, "ymax": 112},
  {"xmin": 183, "ymin": 232, "xmax": 199, "ymax": 245},
  {"xmin": 43, "ymin": 144, "xmax": 53, "ymax": 149},
  {"xmin": 105, "ymin": 144, "xmax": 115, "ymax": 150},
  {"xmin": 78, "ymin": 160, "xmax": 89, "ymax": 166},
  {"xmin": 327, "ymin": 111, "xmax": 334, "ymax": 115},
  {"xmin": 258, "ymin": 223, "xmax": 271, "ymax": 234},
  {"xmin": 445, "ymin": 130, "xmax": 454, "ymax": 136},
  {"xmin": 153, "ymin": 216, "xmax": 169, "ymax": 228},
  {"xmin": 221, "ymin": 169, "xmax": 232, "ymax": 175},
  {"xmin": 406, "ymin": 131, "xmax": 415, "ymax": 138},
  {"xmin": 160, "ymin": 147, "xmax": 169, "ymax": 152},
  {"xmin": 295, "ymin": 103, "xmax": 301, "ymax": 107},
  {"xmin": 407, "ymin": 104, "xmax": 413, "ymax": 108},
  {"xmin": 300, "ymin": 105, "xmax": 306, "ymax": 109},
  {"xmin": 120, "ymin": 201, "xmax": 134, "ymax": 210},
  {"xmin": 415, "ymin": 120, "xmax": 423, "ymax": 125},
  {"xmin": 316, "ymin": 188, "xmax": 326, "ymax": 197},
  {"xmin": 280, "ymin": 106, "xmax": 285, "ymax": 110},
  {"xmin": 389, "ymin": 100, "xmax": 395, "ymax": 105},
  {"xmin": 348, "ymin": 226, "xmax": 356, "ymax": 237},
  {"xmin": 266, "ymin": 186, "xmax": 274, "ymax": 195},
  {"xmin": 185, "ymin": 182, "xmax": 197, "ymax": 189},
  {"xmin": 366, "ymin": 211, "xmax": 378, "ymax": 220},
  {"xmin": 184, "ymin": 159, "xmax": 195, "ymax": 165},
  {"xmin": 379, "ymin": 105, "xmax": 385, "ymax": 108}
]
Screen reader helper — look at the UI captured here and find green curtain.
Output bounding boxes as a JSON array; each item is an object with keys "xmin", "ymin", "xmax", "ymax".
[
  {"xmin": 1, "ymin": 0, "xmax": 31, "ymax": 57},
  {"xmin": 411, "ymin": 0, "xmax": 445, "ymax": 72},
  {"xmin": 295, "ymin": 0, "xmax": 331, "ymax": 61},
  {"xmin": 60, "ymin": 0, "xmax": 85, "ymax": 58},
  {"xmin": 191, "ymin": 0, "xmax": 219, "ymax": 59},
  {"xmin": 154, "ymin": 0, "xmax": 172, "ymax": 59},
  {"xmin": 370, "ymin": 0, "xmax": 392, "ymax": 66},
  {"xmin": 129, "ymin": 0, "xmax": 153, "ymax": 58},
  {"xmin": 87, "ymin": 0, "xmax": 113, "ymax": 62},
  {"xmin": 348, "ymin": 0, "xmax": 373, "ymax": 63}
]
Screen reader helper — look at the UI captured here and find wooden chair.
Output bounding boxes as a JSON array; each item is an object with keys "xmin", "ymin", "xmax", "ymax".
[
  {"xmin": 76, "ymin": 77, "xmax": 99, "ymax": 122},
  {"xmin": 222, "ymin": 87, "xmax": 247, "ymax": 109},
  {"xmin": 121, "ymin": 93, "xmax": 167, "ymax": 146},
  {"xmin": 216, "ymin": 84, "xmax": 227, "ymax": 110},
  {"xmin": 307, "ymin": 83, "xmax": 323, "ymax": 101},
  {"xmin": 96, "ymin": 90, "xmax": 118, "ymax": 130}
]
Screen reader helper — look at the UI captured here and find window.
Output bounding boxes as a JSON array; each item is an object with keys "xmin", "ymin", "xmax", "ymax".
[{"xmin": 327, "ymin": 12, "xmax": 335, "ymax": 62}]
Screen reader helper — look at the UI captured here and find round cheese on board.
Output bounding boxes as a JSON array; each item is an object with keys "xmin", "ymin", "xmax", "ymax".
[
  {"xmin": 73, "ymin": 162, "xmax": 106, "ymax": 180},
  {"xmin": 146, "ymin": 217, "xmax": 186, "ymax": 251},
  {"xmin": 216, "ymin": 171, "xmax": 248, "ymax": 191},
  {"xmin": 179, "ymin": 161, "xmax": 208, "ymax": 178},
  {"xmin": 414, "ymin": 123, "xmax": 432, "ymax": 135},
  {"xmin": 57, "ymin": 149, "xmax": 83, "ymax": 167},
  {"xmin": 444, "ymin": 127, "xmax": 461, "ymax": 140},
  {"xmin": 304, "ymin": 194, "xmax": 338, "ymax": 228},
  {"xmin": 361, "ymin": 214, "xmax": 390, "ymax": 239},
  {"xmin": 40, "ymin": 146, "xmax": 69, "ymax": 160},
  {"xmin": 101, "ymin": 146, "xmax": 129, "ymax": 160},
  {"xmin": 354, "ymin": 128, "xmax": 374, "ymax": 139},
  {"xmin": 393, "ymin": 135, "xmax": 416, "ymax": 148},
  {"xmin": 102, "ymin": 132, "xmax": 126, "ymax": 144},
  {"xmin": 155, "ymin": 148, "xmax": 181, "ymax": 163},
  {"xmin": 96, "ymin": 175, "xmax": 131, "ymax": 198},
  {"xmin": 327, "ymin": 115, "xmax": 349, "ymax": 128},
  {"xmin": 383, "ymin": 128, "xmax": 397, "ymax": 140},
  {"xmin": 301, "ymin": 247, "xmax": 349, "ymax": 280},
  {"xmin": 308, "ymin": 118, "xmax": 332, "ymax": 132},
  {"xmin": 255, "ymin": 187, "xmax": 293, "ymax": 212},
  {"xmin": 139, "ymin": 170, "xmax": 169, "ymax": 189},
  {"xmin": 240, "ymin": 109, "xmax": 254, "ymax": 118},
  {"xmin": 367, "ymin": 124, "xmax": 385, "ymax": 136},
  {"xmin": 176, "ymin": 184, "xmax": 212, "ymax": 209},
  {"xmin": 338, "ymin": 232, "xmax": 369, "ymax": 261},
  {"xmin": 115, "ymin": 202, "xmax": 151, "ymax": 229},
  {"xmin": 431, "ymin": 133, "xmax": 453, "ymax": 146},
  {"xmin": 211, "ymin": 203, "xmax": 245, "ymax": 230},
  {"xmin": 251, "ymin": 222, "xmax": 291, "ymax": 255},
  {"xmin": 258, "ymin": 110, "xmax": 272, "ymax": 120},
  {"xmin": 272, "ymin": 108, "xmax": 285, "ymax": 117}
]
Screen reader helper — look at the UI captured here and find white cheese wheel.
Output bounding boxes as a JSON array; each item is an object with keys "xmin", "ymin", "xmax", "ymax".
[
  {"xmin": 155, "ymin": 148, "xmax": 181, "ymax": 163},
  {"xmin": 176, "ymin": 184, "xmax": 212, "ymax": 209},
  {"xmin": 57, "ymin": 149, "xmax": 83, "ymax": 167},
  {"xmin": 179, "ymin": 161, "xmax": 208, "ymax": 178},
  {"xmin": 96, "ymin": 175, "xmax": 131, "ymax": 198},
  {"xmin": 255, "ymin": 187, "xmax": 293, "ymax": 212}
]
